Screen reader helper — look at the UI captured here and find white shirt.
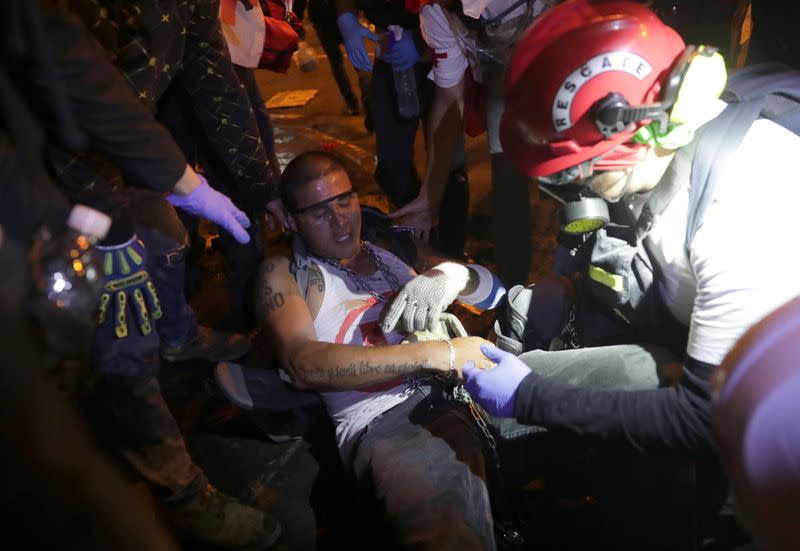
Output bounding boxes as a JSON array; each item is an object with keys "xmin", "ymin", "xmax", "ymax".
[
  {"xmin": 419, "ymin": 0, "xmax": 554, "ymax": 88},
  {"xmin": 310, "ymin": 243, "xmax": 417, "ymax": 463},
  {"xmin": 647, "ymin": 110, "xmax": 800, "ymax": 365}
]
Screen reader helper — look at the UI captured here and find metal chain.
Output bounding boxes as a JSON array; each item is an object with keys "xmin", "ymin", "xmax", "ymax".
[
  {"xmin": 403, "ymin": 372, "xmax": 500, "ymax": 461},
  {"xmin": 558, "ymin": 303, "xmax": 582, "ymax": 350},
  {"xmin": 312, "ymin": 242, "xmax": 401, "ymax": 303}
]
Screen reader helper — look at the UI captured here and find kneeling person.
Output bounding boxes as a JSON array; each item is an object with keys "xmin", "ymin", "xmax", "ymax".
[{"xmin": 258, "ymin": 151, "xmax": 502, "ymax": 550}]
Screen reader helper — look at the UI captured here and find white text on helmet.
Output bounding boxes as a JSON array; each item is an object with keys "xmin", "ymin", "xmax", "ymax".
[{"xmin": 552, "ymin": 51, "xmax": 653, "ymax": 131}]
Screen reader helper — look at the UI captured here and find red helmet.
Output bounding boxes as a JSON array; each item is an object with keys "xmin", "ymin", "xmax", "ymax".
[{"xmin": 500, "ymin": 0, "xmax": 686, "ymax": 177}]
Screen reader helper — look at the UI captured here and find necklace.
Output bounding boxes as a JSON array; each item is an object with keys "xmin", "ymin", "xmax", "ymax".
[{"xmin": 312, "ymin": 242, "xmax": 401, "ymax": 303}]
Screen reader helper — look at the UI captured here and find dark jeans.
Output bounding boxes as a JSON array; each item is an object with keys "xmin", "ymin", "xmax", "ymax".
[
  {"xmin": 309, "ymin": 2, "xmax": 359, "ymax": 109},
  {"xmin": 371, "ymin": 60, "xmax": 469, "ymax": 257},
  {"xmin": 352, "ymin": 385, "xmax": 496, "ymax": 550}
]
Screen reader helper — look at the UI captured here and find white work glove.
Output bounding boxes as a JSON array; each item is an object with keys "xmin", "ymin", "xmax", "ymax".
[{"xmin": 381, "ymin": 262, "xmax": 470, "ymax": 334}]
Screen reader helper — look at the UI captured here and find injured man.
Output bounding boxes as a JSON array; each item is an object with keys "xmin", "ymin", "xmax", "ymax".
[{"xmin": 258, "ymin": 151, "xmax": 507, "ymax": 550}]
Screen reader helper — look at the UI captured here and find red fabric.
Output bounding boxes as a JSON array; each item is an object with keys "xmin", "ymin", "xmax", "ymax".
[
  {"xmin": 404, "ymin": 0, "xmax": 433, "ymax": 14},
  {"xmin": 258, "ymin": 0, "xmax": 303, "ymax": 73}
]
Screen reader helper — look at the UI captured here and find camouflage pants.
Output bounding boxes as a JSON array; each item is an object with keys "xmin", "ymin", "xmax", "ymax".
[{"xmin": 94, "ymin": 375, "xmax": 207, "ymax": 504}]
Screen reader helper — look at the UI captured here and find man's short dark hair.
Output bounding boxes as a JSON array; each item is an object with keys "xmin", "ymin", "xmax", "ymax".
[{"xmin": 280, "ymin": 151, "xmax": 348, "ymax": 212}]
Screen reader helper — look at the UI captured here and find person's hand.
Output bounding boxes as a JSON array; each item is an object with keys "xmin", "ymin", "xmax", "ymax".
[
  {"xmin": 167, "ymin": 175, "xmax": 251, "ymax": 244},
  {"xmin": 265, "ymin": 198, "xmax": 288, "ymax": 231},
  {"xmin": 383, "ymin": 29, "xmax": 419, "ymax": 71},
  {"xmin": 388, "ymin": 194, "xmax": 435, "ymax": 242},
  {"xmin": 451, "ymin": 337, "xmax": 496, "ymax": 376},
  {"xmin": 337, "ymin": 13, "xmax": 378, "ymax": 72},
  {"xmin": 95, "ymin": 235, "xmax": 162, "ymax": 339},
  {"xmin": 462, "ymin": 343, "xmax": 533, "ymax": 417},
  {"xmin": 381, "ymin": 262, "xmax": 470, "ymax": 334}
]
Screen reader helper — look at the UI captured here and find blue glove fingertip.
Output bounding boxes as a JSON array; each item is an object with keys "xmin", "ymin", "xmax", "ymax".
[
  {"xmin": 234, "ymin": 209, "xmax": 251, "ymax": 229},
  {"xmin": 480, "ymin": 342, "xmax": 501, "ymax": 359},
  {"xmin": 462, "ymin": 360, "xmax": 476, "ymax": 375},
  {"xmin": 234, "ymin": 227, "xmax": 251, "ymax": 244}
]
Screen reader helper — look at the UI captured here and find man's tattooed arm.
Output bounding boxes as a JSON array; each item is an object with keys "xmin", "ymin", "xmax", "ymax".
[
  {"xmin": 255, "ymin": 259, "xmax": 287, "ymax": 325},
  {"xmin": 308, "ymin": 265, "xmax": 325, "ymax": 293},
  {"xmin": 297, "ymin": 359, "xmax": 431, "ymax": 387}
]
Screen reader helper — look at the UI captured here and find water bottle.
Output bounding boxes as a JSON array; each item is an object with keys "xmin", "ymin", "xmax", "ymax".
[
  {"xmin": 33, "ymin": 204, "xmax": 110, "ymax": 320},
  {"xmin": 295, "ymin": 41, "xmax": 318, "ymax": 72},
  {"xmin": 30, "ymin": 205, "xmax": 111, "ymax": 365},
  {"xmin": 388, "ymin": 26, "xmax": 420, "ymax": 119}
]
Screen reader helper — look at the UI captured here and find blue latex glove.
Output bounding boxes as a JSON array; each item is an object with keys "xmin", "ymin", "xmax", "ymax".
[
  {"xmin": 95, "ymin": 235, "xmax": 162, "ymax": 338},
  {"xmin": 167, "ymin": 175, "xmax": 251, "ymax": 244},
  {"xmin": 337, "ymin": 12, "xmax": 378, "ymax": 72},
  {"xmin": 383, "ymin": 30, "xmax": 420, "ymax": 71},
  {"xmin": 463, "ymin": 343, "xmax": 533, "ymax": 417}
]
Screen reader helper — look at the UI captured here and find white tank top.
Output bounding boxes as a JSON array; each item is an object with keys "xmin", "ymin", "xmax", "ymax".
[{"xmin": 310, "ymin": 242, "xmax": 417, "ymax": 463}]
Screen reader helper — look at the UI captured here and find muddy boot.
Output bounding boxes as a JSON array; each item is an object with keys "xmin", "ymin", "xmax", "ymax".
[
  {"xmin": 161, "ymin": 325, "xmax": 250, "ymax": 362},
  {"xmin": 169, "ymin": 484, "xmax": 281, "ymax": 550}
]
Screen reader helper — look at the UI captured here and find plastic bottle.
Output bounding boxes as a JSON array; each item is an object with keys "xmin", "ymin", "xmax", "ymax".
[
  {"xmin": 295, "ymin": 41, "xmax": 318, "ymax": 72},
  {"xmin": 33, "ymin": 204, "xmax": 110, "ymax": 320},
  {"xmin": 388, "ymin": 26, "xmax": 420, "ymax": 119}
]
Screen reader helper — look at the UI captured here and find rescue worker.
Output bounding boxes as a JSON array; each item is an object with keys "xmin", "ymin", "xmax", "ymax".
[
  {"xmin": 335, "ymin": 0, "xmax": 471, "ymax": 258},
  {"xmin": 389, "ymin": 0, "xmax": 558, "ymax": 283},
  {"xmin": 460, "ymin": 0, "xmax": 800, "ymax": 461}
]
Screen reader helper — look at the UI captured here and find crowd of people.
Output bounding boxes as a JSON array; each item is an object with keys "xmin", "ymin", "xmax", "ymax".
[{"xmin": 1, "ymin": 0, "xmax": 798, "ymax": 550}]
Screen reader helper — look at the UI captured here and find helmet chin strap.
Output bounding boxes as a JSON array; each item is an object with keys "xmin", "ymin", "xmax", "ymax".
[
  {"xmin": 591, "ymin": 141, "xmax": 650, "ymax": 172},
  {"xmin": 600, "ymin": 168, "xmax": 636, "ymax": 204}
]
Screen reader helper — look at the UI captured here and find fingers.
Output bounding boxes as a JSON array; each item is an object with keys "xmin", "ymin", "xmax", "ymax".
[
  {"xmin": 266, "ymin": 201, "xmax": 289, "ymax": 230},
  {"xmin": 388, "ymin": 201, "xmax": 422, "ymax": 219},
  {"xmin": 425, "ymin": 306, "xmax": 441, "ymax": 333},
  {"xmin": 362, "ymin": 29, "xmax": 379, "ymax": 42},
  {"xmin": 463, "ymin": 364, "xmax": 481, "ymax": 396},
  {"xmin": 462, "ymin": 361, "xmax": 477, "ymax": 379},
  {"xmin": 232, "ymin": 206, "xmax": 251, "ymax": 229},
  {"xmin": 401, "ymin": 299, "xmax": 419, "ymax": 333},
  {"xmin": 350, "ymin": 45, "xmax": 373, "ymax": 72},
  {"xmin": 412, "ymin": 303, "xmax": 430, "ymax": 333},
  {"xmin": 224, "ymin": 212, "xmax": 252, "ymax": 244},
  {"xmin": 381, "ymin": 294, "xmax": 406, "ymax": 334},
  {"xmin": 480, "ymin": 343, "xmax": 507, "ymax": 363}
]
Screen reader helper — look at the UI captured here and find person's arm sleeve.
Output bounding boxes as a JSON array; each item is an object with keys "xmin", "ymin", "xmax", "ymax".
[
  {"xmin": 419, "ymin": 4, "xmax": 468, "ymax": 89},
  {"xmin": 514, "ymin": 355, "xmax": 717, "ymax": 454},
  {"xmin": 40, "ymin": 9, "xmax": 187, "ymax": 192},
  {"xmin": 182, "ymin": 0, "xmax": 275, "ymax": 205}
]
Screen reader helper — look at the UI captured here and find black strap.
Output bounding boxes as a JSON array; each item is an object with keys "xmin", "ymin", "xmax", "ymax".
[
  {"xmin": 686, "ymin": 64, "xmax": 800, "ymax": 247},
  {"xmin": 685, "ymin": 99, "xmax": 764, "ymax": 248},
  {"xmin": 634, "ymin": 137, "xmax": 699, "ymax": 243}
]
